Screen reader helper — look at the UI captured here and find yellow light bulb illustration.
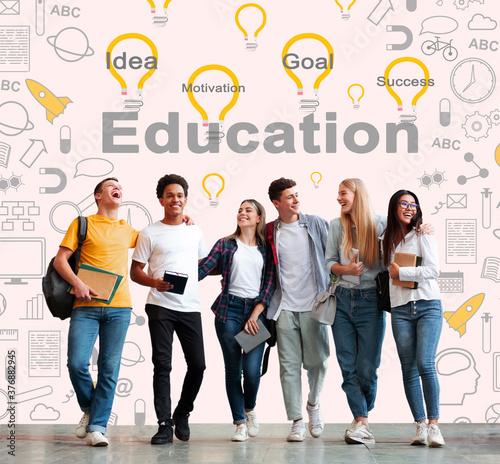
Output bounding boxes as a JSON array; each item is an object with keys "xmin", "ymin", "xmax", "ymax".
[
  {"xmin": 347, "ymin": 84, "xmax": 365, "ymax": 109},
  {"xmin": 310, "ymin": 171, "xmax": 323, "ymax": 189},
  {"xmin": 334, "ymin": 0, "xmax": 357, "ymax": 20},
  {"xmin": 106, "ymin": 33, "xmax": 158, "ymax": 102},
  {"xmin": 383, "ymin": 57, "xmax": 430, "ymax": 124},
  {"xmin": 202, "ymin": 173, "xmax": 225, "ymax": 207},
  {"xmin": 186, "ymin": 64, "xmax": 240, "ymax": 143},
  {"xmin": 146, "ymin": 0, "xmax": 172, "ymax": 26},
  {"xmin": 495, "ymin": 143, "xmax": 500, "ymax": 167},
  {"xmin": 282, "ymin": 33, "xmax": 334, "ymax": 112},
  {"xmin": 235, "ymin": 3, "xmax": 267, "ymax": 51}
]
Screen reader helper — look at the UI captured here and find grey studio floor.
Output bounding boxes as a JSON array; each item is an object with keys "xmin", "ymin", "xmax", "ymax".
[{"xmin": 1, "ymin": 423, "xmax": 499, "ymax": 464}]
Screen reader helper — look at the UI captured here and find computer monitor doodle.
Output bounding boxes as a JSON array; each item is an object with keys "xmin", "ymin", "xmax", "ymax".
[{"xmin": 0, "ymin": 237, "xmax": 46, "ymax": 284}]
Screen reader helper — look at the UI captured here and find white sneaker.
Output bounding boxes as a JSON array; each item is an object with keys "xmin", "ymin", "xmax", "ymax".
[
  {"xmin": 344, "ymin": 419, "xmax": 375, "ymax": 444},
  {"xmin": 287, "ymin": 420, "xmax": 306, "ymax": 442},
  {"xmin": 86, "ymin": 431, "xmax": 109, "ymax": 447},
  {"xmin": 231, "ymin": 424, "xmax": 249, "ymax": 442},
  {"xmin": 411, "ymin": 422, "xmax": 428, "ymax": 446},
  {"xmin": 245, "ymin": 410, "xmax": 259, "ymax": 437},
  {"xmin": 306, "ymin": 403, "xmax": 324, "ymax": 438},
  {"xmin": 427, "ymin": 424, "xmax": 445, "ymax": 448},
  {"xmin": 75, "ymin": 413, "xmax": 89, "ymax": 439}
]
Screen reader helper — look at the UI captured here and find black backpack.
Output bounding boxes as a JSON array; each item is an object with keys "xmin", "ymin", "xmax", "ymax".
[{"xmin": 42, "ymin": 216, "xmax": 87, "ymax": 320}]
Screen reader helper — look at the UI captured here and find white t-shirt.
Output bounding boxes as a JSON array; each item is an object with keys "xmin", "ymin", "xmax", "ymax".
[
  {"xmin": 228, "ymin": 238, "xmax": 264, "ymax": 299},
  {"xmin": 132, "ymin": 221, "xmax": 207, "ymax": 312},
  {"xmin": 278, "ymin": 220, "xmax": 317, "ymax": 312}
]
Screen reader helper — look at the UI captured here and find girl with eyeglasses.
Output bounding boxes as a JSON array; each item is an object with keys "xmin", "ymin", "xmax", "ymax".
[
  {"xmin": 382, "ymin": 190, "xmax": 444, "ymax": 448},
  {"xmin": 198, "ymin": 199, "xmax": 275, "ymax": 442}
]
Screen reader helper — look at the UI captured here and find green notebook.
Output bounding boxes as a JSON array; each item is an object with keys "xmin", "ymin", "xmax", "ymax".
[{"xmin": 69, "ymin": 263, "xmax": 124, "ymax": 304}]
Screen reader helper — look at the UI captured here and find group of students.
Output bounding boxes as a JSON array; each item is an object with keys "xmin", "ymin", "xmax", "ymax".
[{"xmin": 53, "ymin": 174, "xmax": 444, "ymax": 449}]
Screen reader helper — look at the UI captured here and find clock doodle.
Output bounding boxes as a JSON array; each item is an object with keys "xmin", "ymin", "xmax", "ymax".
[{"xmin": 450, "ymin": 58, "xmax": 496, "ymax": 103}]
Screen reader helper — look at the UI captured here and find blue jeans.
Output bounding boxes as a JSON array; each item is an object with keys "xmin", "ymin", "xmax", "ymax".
[
  {"xmin": 214, "ymin": 295, "xmax": 266, "ymax": 424},
  {"xmin": 391, "ymin": 299, "xmax": 442, "ymax": 422},
  {"xmin": 67, "ymin": 306, "xmax": 131, "ymax": 434},
  {"xmin": 332, "ymin": 286, "xmax": 385, "ymax": 418}
]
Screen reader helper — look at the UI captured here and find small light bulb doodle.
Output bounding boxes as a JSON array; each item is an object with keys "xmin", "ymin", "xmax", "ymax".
[
  {"xmin": 347, "ymin": 84, "xmax": 364, "ymax": 109},
  {"xmin": 235, "ymin": 4, "xmax": 267, "ymax": 51},
  {"xmin": 334, "ymin": 0, "xmax": 357, "ymax": 20},
  {"xmin": 202, "ymin": 173, "xmax": 225, "ymax": 207},
  {"xmin": 146, "ymin": 0, "xmax": 172, "ymax": 26},
  {"xmin": 383, "ymin": 57, "xmax": 430, "ymax": 124},
  {"xmin": 457, "ymin": 152, "xmax": 489, "ymax": 185},
  {"xmin": 310, "ymin": 171, "xmax": 322, "ymax": 189}
]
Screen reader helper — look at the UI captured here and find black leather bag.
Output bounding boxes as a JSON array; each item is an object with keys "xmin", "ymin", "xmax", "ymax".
[
  {"xmin": 42, "ymin": 216, "xmax": 87, "ymax": 320},
  {"xmin": 376, "ymin": 236, "xmax": 391, "ymax": 313},
  {"xmin": 376, "ymin": 270, "xmax": 391, "ymax": 313}
]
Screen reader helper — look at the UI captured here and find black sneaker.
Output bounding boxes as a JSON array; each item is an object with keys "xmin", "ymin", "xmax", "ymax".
[
  {"xmin": 173, "ymin": 411, "xmax": 190, "ymax": 441},
  {"xmin": 151, "ymin": 425, "xmax": 173, "ymax": 445}
]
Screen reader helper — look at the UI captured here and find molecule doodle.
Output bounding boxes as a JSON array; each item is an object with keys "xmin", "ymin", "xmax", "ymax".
[
  {"xmin": 0, "ymin": 173, "xmax": 23, "ymax": 193},
  {"xmin": 418, "ymin": 169, "xmax": 446, "ymax": 189},
  {"xmin": 457, "ymin": 153, "xmax": 489, "ymax": 185}
]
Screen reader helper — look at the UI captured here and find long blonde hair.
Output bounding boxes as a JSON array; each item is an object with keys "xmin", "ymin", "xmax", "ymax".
[
  {"xmin": 339, "ymin": 178, "xmax": 378, "ymax": 268},
  {"xmin": 226, "ymin": 199, "xmax": 267, "ymax": 246}
]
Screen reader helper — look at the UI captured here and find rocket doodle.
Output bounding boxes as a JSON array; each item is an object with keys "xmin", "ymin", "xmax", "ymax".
[
  {"xmin": 26, "ymin": 79, "xmax": 72, "ymax": 124},
  {"xmin": 443, "ymin": 293, "xmax": 485, "ymax": 337}
]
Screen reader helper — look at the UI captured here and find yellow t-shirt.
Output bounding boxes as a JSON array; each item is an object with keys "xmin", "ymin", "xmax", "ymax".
[{"xmin": 60, "ymin": 215, "xmax": 139, "ymax": 309}]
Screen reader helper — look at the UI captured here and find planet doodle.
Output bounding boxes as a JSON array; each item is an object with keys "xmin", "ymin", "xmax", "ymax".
[
  {"xmin": 0, "ymin": 102, "xmax": 34, "ymax": 136},
  {"xmin": 120, "ymin": 341, "xmax": 146, "ymax": 367},
  {"xmin": 47, "ymin": 27, "xmax": 94, "ymax": 62}
]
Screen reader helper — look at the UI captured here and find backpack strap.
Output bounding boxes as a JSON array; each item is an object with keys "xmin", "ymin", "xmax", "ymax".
[
  {"xmin": 266, "ymin": 221, "xmax": 278, "ymax": 265},
  {"xmin": 71, "ymin": 216, "xmax": 88, "ymax": 273},
  {"xmin": 261, "ymin": 345, "xmax": 271, "ymax": 376}
]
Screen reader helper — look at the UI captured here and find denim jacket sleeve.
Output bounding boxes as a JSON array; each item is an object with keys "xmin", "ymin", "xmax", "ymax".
[{"xmin": 325, "ymin": 218, "xmax": 342, "ymax": 273}]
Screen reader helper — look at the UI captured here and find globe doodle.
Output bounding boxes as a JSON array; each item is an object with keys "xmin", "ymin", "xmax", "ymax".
[
  {"xmin": 47, "ymin": 27, "xmax": 94, "ymax": 62},
  {"xmin": 0, "ymin": 102, "xmax": 34, "ymax": 136}
]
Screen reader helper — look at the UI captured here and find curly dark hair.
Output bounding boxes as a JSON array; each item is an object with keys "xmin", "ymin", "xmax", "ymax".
[
  {"xmin": 156, "ymin": 174, "xmax": 189, "ymax": 199},
  {"xmin": 268, "ymin": 177, "xmax": 296, "ymax": 202}
]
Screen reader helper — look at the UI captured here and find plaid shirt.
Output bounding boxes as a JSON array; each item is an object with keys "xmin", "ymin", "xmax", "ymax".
[{"xmin": 198, "ymin": 237, "xmax": 275, "ymax": 322}]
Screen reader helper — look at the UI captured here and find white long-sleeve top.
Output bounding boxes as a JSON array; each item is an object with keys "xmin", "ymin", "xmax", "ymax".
[{"xmin": 387, "ymin": 229, "xmax": 441, "ymax": 308}]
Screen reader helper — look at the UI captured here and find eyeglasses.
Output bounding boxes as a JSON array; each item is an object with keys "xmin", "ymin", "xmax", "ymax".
[{"xmin": 398, "ymin": 201, "xmax": 418, "ymax": 210}]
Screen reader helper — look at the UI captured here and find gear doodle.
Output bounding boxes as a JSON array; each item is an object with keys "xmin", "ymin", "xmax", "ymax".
[
  {"xmin": 463, "ymin": 111, "xmax": 491, "ymax": 141},
  {"xmin": 488, "ymin": 109, "xmax": 500, "ymax": 126},
  {"xmin": 454, "ymin": 0, "xmax": 470, "ymax": 9}
]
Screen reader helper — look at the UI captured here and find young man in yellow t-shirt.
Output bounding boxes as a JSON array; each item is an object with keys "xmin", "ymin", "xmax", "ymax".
[{"xmin": 54, "ymin": 177, "xmax": 138, "ymax": 447}]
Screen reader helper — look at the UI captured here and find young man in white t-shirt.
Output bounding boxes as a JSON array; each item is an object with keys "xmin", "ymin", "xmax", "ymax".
[
  {"xmin": 267, "ymin": 177, "xmax": 330, "ymax": 442},
  {"xmin": 130, "ymin": 174, "xmax": 207, "ymax": 445}
]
